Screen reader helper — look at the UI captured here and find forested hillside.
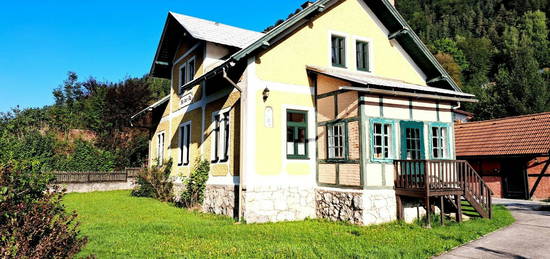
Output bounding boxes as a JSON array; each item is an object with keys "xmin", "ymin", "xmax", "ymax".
[
  {"xmin": 397, "ymin": 0, "xmax": 550, "ymax": 120},
  {"xmin": 0, "ymin": 73, "xmax": 169, "ymax": 172}
]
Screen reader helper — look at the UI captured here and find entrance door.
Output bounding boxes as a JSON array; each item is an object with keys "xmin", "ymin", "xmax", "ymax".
[
  {"xmin": 399, "ymin": 121, "xmax": 425, "ymax": 177},
  {"xmin": 400, "ymin": 121, "xmax": 425, "ymax": 160},
  {"xmin": 502, "ymin": 159, "xmax": 528, "ymax": 199}
]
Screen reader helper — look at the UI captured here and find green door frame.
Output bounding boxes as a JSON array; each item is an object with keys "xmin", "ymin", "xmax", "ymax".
[{"xmin": 400, "ymin": 121, "xmax": 425, "ymax": 160}]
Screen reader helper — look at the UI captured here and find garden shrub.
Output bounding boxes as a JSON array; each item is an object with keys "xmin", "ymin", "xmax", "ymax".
[
  {"xmin": 0, "ymin": 164, "xmax": 87, "ymax": 258},
  {"xmin": 179, "ymin": 158, "xmax": 210, "ymax": 208},
  {"xmin": 131, "ymin": 160, "xmax": 174, "ymax": 202}
]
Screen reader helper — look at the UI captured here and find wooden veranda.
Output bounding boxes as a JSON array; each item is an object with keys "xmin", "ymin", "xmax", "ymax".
[{"xmin": 394, "ymin": 160, "xmax": 492, "ymax": 227}]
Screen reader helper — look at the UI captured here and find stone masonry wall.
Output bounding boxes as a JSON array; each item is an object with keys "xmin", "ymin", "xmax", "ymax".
[
  {"xmin": 243, "ymin": 185, "xmax": 315, "ymax": 223},
  {"xmin": 316, "ymin": 189, "xmax": 364, "ymax": 224},
  {"xmin": 202, "ymin": 184, "xmax": 238, "ymax": 218},
  {"xmin": 362, "ymin": 190, "xmax": 396, "ymax": 225}
]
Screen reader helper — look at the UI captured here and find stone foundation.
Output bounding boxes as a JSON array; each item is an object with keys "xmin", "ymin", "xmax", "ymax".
[
  {"xmin": 243, "ymin": 185, "xmax": 315, "ymax": 223},
  {"xmin": 362, "ymin": 190, "xmax": 396, "ymax": 225},
  {"xmin": 316, "ymin": 189, "xmax": 364, "ymax": 224},
  {"xmin": 202, "ymin": 184, "xmax": 238, "ymax": 218}
]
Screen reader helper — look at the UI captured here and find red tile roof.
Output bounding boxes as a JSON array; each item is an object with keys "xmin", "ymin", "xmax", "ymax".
[{"xmin": 455, "ymin": 112, "xmax": 550, "ymax": 157}]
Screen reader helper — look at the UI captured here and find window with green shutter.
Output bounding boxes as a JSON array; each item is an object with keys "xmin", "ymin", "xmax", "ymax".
[
  {"xmin": 356, "ymin": 41, "xmax": 370, "ymax": 72},
  {"xmin": 331, "ymin": 35, "xmax": 346, "ymax": 67}
]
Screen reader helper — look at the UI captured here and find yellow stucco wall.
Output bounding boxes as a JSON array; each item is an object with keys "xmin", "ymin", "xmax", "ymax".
[
  {"xmin": 255, "ymin": 0, "xmax": 426, "ymax": 87},
  {"xmin": 254, "ymin": 89, "xmax": 315, "ymax": 176}
]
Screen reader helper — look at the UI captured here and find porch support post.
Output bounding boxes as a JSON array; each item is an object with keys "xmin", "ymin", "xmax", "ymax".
[
  {"xmin": 440, "ymin": 196, "xmax": 445, "ymax": 226},
  {"xmin": 455, "ymin": 194, "xmax": 462, "ymax": 222},
  {"xmin": 396, "ymin": 195, "xmax": 404, "ymax": 221},
  {"xmin": 425, "ymin": 197, "xmax": 431, "ymax": 228}
]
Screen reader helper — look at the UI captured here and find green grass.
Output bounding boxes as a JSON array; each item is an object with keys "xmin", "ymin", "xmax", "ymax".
[{"xmin": 63, "ymin": 190, "xmax": 514, "ymax": 258}]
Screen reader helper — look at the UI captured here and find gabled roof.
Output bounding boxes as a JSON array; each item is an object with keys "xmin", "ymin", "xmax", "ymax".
[
  {"xmin": 152, "ymin": 0, "xmax": 465, "ymax": 95},
  {"xmin": 169, "ymin": 12, "xmax": 264, "ymax": 49},
  {"xmin": 455, "ymin": 112, "xmax": 550, "ymax": 157}
]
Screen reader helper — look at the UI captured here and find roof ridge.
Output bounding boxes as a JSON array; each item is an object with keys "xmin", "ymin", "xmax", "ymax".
[
  {"xmin": 457, "ymin": 111, "xmax": 550, "ymax": 126},
  {"xmin": 168, "ymin": 11, "xmax": 263, "ymax": 34}
]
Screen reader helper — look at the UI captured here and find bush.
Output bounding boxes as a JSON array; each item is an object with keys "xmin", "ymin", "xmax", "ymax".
[
  {"xmin": 131, "ymin": 161, "xmax": 174, "ymax": 202},
  {"xmin": 0, "ymin": 165, "xmax": 87, "ymax": 258},
  {"xmin": 179, "ymin": 159, "xmax": 210, "ymax": 208}
]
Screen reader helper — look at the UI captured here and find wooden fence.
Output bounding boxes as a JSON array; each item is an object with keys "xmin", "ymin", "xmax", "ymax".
[{"xmin": 53, "ymin": 168, "xmax": 142, "ymax": 183}]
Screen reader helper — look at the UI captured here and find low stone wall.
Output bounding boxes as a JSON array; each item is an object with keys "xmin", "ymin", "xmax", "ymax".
[
  {"xmin": 316, "ymin": 189, "xmax": 364, "ymax": 224},
  {"xmin": 243, "ymin": 185, "xmax": 315, "ymax": 223},
  {"xmin": 202, "ymin": 184, "xmax": 238, "ymax": 218},
  {"xmin": 56, "ymin": 178, "xmax": 136, "ymax": 193}
]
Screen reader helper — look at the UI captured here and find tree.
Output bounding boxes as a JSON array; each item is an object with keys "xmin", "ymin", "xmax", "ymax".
[{"xmin": 435, "ymin": 52, "xmax": 463, "ymax": 86}]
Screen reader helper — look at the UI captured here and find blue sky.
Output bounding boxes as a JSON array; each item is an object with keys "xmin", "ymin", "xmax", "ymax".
[{"xmin": 0, "ymin": 0, "xmax": 304, "ymax": 112}]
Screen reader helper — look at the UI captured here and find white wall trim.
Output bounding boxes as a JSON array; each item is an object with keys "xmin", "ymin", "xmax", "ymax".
[
  {"xmin": 206, "ymin": 175, "xmax": 240, "ymax": 185},
  {"xmin": 327, "ymin": 30, "xmax": 351, "ymax": 70},
  {"xmin": 177, "ymin": 121, "xmax": 192, "ymax": 167},
  {"xmin": 352, "ymin": 35, "xmax": 375, "ymax": 74}
]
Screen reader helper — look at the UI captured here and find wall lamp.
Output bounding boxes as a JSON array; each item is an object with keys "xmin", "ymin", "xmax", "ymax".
[{"xmin": 262, "ymin": 86, "xmax": 270, "ymax": 101}]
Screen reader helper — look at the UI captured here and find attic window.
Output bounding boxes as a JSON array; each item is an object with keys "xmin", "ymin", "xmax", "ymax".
[
  {"xmin": 179, "ymin": 57, "xmax": 196, "ymax": 94},
  {"xmin": 331, "ymin": 35, "xmax": 346, "ymax": 68}
]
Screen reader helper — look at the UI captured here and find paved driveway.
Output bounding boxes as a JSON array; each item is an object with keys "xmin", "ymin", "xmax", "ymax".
[{"xmin": 437, "ymin": 198, "xmax": 550, "ymax": 259}]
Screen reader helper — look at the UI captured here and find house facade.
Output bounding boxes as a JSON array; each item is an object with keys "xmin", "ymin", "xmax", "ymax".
[
  {"xmin": 455, "ymin": 112, "xmax": 550, "ymax": 200},
  {"xmin": 133, "ymin": 0, "xmax": 478, "ymax": 225}
]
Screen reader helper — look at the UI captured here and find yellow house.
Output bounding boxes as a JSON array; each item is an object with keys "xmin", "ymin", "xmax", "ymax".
[{"xmin": 133, "ymin": 0, "xmax": 491, "ymax": 225}]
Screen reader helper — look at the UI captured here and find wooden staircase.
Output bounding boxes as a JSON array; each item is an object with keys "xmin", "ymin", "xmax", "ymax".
[{"xmin": 394, "ymin": 160, "xmax": 492, "ymax": 226}]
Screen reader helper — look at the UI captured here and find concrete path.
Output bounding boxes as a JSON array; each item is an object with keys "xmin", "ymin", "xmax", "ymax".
[{"xmin": 436, "ymin": 198, "xmax": 550, "ymax": 259}]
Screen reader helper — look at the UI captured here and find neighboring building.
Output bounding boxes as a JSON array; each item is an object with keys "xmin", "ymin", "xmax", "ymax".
[
  {"xmin": 455, "ymin": 112, "xmax": 550, "ymax": 200},
  {"xmin": 453, "ymin": 109, "xmax": 474, "ymax": 123},
  {"xmin": 132, "ymin": 0, "xmax": 485, "ymax": 225}
]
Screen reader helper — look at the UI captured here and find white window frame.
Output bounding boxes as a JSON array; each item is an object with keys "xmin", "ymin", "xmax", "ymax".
[
  {"xmin": 178, "ymin": 121, "xmax": 192, "ymax": 166},
  {"xmin": 211, "ymin": 108, "xmax": 231, "ymax": 164},
  {"xmin": 178, "ymin": 56, "xmax": 196, "ymax": 94},
  {"xmin": 327, "ymin": 122, "xmax": 346, "ymax": 159},
  {"xmin": 328, "ymin": 31, "xmax": 350, "ymax": 69},
  {"xmin": 430, "ymin": 126, "xmax": 449, "ymax": 159},
  {"xmin": 156, "ymin": 131, "xmax": 165, "ymax": 166},
  {"xmin": 353, "ymin": 36, "xmax": 374, "ymax": 73}
]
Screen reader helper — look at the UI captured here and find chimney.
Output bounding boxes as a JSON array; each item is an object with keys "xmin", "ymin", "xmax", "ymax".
[{"xmin": 301, "ymin": 1, "xmax": 314, "ymax": 9}]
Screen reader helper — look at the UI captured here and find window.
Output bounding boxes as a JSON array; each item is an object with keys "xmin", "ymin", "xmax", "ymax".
[
  {"xmin": 331, "ymin": 35, "xmax": 346, "ymax": 67},
  {"xmin": 179, "ymin": 122, "xmax": 191, "ymax": 166},
  {"xmin": 286, "ymin": 110, "xmax": 308, "ymax": 159},
  {"xmin": 179, "ymin": 57, "xmax": 196, "ymax": 94},
  {"xmin": 327, "ymin": 123, "xmax": 346, "ymax": 159},
  {"xmin": 212, "ymin": 110, "xmax": 230, "ymax": 163},
  {"xmin": 431, "ymin": 126, "xmax": 449, "ymax": 159},
  {"xmin": 405, "ymin": 128, "xmax": 422, "ymax": 159},
  {"xmin": 157, "ymin": 132, "xmax": 165, "ymax": 165},
  {"xmin": 356, "ymin": 41, "xmax": 370, "ymax": 71},
  {"xmin": 371, "ymin": 120, "xmax": 394, "ymax": 161}
]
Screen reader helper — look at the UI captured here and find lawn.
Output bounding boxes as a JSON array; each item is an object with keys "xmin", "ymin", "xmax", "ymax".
[{"xmin": 63, "ymin": 190, "xmax": 514, "ymax": 258}]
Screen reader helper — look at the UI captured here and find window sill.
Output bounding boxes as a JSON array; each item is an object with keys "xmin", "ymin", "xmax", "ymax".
[
  {"xmin": 370, "ymin": 158, "xmax": 395, "ymax": 164},
  {"xmin": 331, "ymin": 64, "xmax": 347, "ymax": 69},
  {"xmin": 286, "ymin": 156, "xmax": 310, "ymax": 160}
]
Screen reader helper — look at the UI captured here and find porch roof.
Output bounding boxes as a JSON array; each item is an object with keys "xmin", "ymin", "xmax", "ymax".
[{"xmin": 306, "ymin": 66, "xmax": 476, "ymax": 102}]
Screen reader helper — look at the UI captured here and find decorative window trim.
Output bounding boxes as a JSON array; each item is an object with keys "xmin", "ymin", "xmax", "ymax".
[
  {"xmin": 178, "ymin": 56, "xmax": 196, "ymax": 95},
  {"xmin": 369, "ymin": 118, "xmax": 396, "ymax": 163},
  {"xmin": 156, "ymin": 131, "xmax": 165, "ymax": 166},
  {"xmin": 178, "ymin": 121, "xmax": 191, "ymax": 167},
  {"xmin": 428, "ymin": 122, "xmax": 451, "ymax": 160},
  {"xmin": 286, "ymin": 109, "xmax": 309, "ymax": 160},
  {"xmin": 211, "ymin": 107, "xmax": 231, "ymax": 164},
  {"xmin": 326, "ymin": 121, "xmax": 348, "ymax": 160},
  {"xmin": 353, "ymin": 36, "xmax": 374, "ymax": 73}
]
